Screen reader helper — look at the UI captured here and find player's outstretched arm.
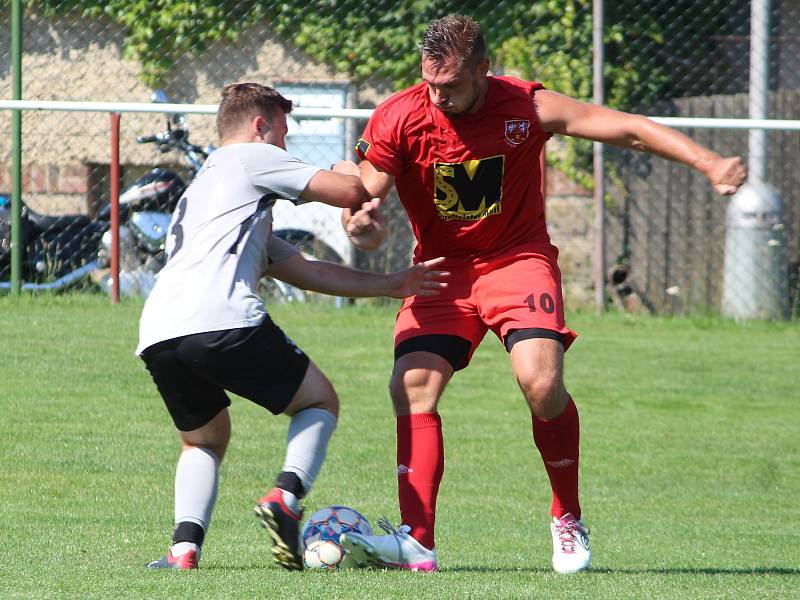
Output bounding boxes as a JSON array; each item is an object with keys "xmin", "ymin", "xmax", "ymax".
[
  {"xmin": 534, "ymin": 90, "xmax": 747, "ymax": 195},
  {"xmin": 264, "ymin": 254, "xmax": 449, "ymax": 299}
]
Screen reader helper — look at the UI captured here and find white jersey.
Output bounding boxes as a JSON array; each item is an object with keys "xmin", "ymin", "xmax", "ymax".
[{"xmin": 136, "ymin": 142, "xmax": 321, "ymax": 355}]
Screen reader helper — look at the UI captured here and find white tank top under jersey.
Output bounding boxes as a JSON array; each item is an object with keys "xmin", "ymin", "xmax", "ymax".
[{"xmin": 136, "ymin": 142, "xmax": 321, "ymax": 355}]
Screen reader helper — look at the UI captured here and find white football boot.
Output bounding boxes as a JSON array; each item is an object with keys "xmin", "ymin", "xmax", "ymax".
[
  {"xmin": 550, "ymin": 513, "xmax": 591, "ymax": 574},
  {"xmin": 340, "ymin": 517, "xmax": 438, "ymax": 571}
]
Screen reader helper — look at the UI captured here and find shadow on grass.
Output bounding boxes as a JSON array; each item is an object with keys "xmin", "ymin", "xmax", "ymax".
[
  {"xmin": 201, "ymin": 563, "xmax": 800, "ymax": 576},
  {"xmin": 442, "ymin": 566, "xmax": 800, "ymax": 576},
  {"xmin": 590, "ymin": 567, "xmax": 800, "ymax": 576}
]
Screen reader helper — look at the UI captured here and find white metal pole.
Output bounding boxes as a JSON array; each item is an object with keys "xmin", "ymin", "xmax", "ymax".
[
  {"xmin": 0, "ymin": 99, "xmax": 374, "ymax": 119},
  {"xmin": 749, "ymin": 0, "xmax": 771, "ymax": 183},
  {"xmin": 593, "ymin": 0, "xmax": 606, "ymax": 311}
]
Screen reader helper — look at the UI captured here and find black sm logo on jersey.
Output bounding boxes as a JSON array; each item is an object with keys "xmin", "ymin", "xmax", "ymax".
[{"xmin": 433, "ymin": 155, "xmax": 504, "ymax": 221}]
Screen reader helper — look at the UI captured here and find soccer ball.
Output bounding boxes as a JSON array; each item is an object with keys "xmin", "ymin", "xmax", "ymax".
[{"xmin": 301, "ymin": 505, "xmax": 373, "ymax": 570}]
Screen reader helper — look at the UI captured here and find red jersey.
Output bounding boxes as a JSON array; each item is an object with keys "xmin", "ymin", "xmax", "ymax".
[{"xmin": 355, "ymin": 75, "xmax": 552, "ymax": 264}]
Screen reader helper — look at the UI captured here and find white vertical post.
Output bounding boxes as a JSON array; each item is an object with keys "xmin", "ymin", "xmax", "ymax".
[
  {"xmin": 749, "ymin": 0, "xmax": 771, "ymax": 183},
  {"xmin": 593, "ymin": 0, "xmax": 606, "ymax": 311}
]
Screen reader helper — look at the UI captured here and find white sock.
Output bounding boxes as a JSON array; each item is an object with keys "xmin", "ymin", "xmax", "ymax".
[
  {"xmin": 174, "ymin": 446, "xmax": 219, "ymax": 532},
  {"xmin": 170, "ymin": 541, "xmax": 200, "ymax": 558},
  {"xmin": 280, "ymin": 490, "xmax": 300, "ymax": 515},
  {"xmin": 282, "ymin": 408, "xmax": 337, "ymax": 495}
]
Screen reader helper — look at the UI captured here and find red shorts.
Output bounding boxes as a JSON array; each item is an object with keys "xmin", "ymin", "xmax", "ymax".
[{"xmin": 394, "ymin": 243, "xmax": 577, "ymax": 369}]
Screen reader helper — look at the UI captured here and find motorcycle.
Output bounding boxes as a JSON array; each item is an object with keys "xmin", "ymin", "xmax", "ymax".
[
  {"xmin": 96, "ymin": 92, "xmax": 213, "ymax": 297},
  {"xmin": 0, "ymin": 193, "xmax": 108, "ymax": 290},
  {"xmin": 0, "ymin": 91, "xmax": 212, "ymax": 293}
]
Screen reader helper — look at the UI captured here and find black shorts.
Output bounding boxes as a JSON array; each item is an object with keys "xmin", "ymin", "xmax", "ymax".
[{"xmin": 140, "ymin": 315, "xmax": 310, "ymax": 431}]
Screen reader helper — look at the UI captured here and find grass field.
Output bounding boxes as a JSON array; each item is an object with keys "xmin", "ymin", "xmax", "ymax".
[{"xmin": 0, "ymin": 295, "xmax": 798, "ymax": 599}]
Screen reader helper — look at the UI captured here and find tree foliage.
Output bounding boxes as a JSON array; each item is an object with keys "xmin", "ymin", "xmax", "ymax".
[{"xmin": 28, "ymin": 1, "xmax": 264, "ymax": 86}]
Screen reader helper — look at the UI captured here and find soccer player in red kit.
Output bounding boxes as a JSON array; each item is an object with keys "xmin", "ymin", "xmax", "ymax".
[{"xmin": 339, "ymin": 15, "xmax": 746, "ymax": 573}]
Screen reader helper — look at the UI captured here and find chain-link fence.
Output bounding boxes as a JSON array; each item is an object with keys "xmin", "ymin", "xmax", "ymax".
[
  {"xmin": 602, "ymin": 0, "xmax": 800, "ymax": 317},
  {"xmin": 1, "ymin": 1, "xmax": 798, "ymax": 315}
]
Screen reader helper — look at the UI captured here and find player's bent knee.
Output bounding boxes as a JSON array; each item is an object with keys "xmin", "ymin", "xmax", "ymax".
[
  {"xmin": 518, "ymin": 373, "xmax": 568, "ymax": 417},
  {"xmin": 518, "ymin": 372, "xmax": 560, "ymax": 399},
  {"xmin": 389, "ymin": 364, "xmax": 447, "ymax": 415},
  {"xmin": 179, "ymin": 409, "xmax": 231, "ymax": 460},
  {"xmin": 180, "ymin": 442, "xmax": 225, "ymax": 464},
  {"xmin": 312, "ymin": 392, "xmax": 339, "ymax": 417},
  {"xmin": 285, "ymin": 389, "xmax": 339, "ymax": 418},
  {"xmin": 285, "ymin": 361, "xmax": 340, "ymax": 417}
]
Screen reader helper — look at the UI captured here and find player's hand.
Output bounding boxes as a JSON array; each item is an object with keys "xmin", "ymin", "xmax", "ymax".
[
  {"xmin": 344, "ymin": 197, "xmax": 388, "ymax": 250},
  {"xmin": 703, "ymin": 156, "xmax": 747, "ymax": 195},
  {"xmin": 387, "ymin": 257, "xmax": 450, "ymax": 298},
  {"xmin": 331, "ymin": 160, "xmax": 360, "ymax": 176}
]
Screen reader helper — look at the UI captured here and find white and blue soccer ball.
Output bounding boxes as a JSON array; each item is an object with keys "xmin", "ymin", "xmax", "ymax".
[{"xmin": 301, "ymin": 505, "xmax": 373, "ymax": 570}]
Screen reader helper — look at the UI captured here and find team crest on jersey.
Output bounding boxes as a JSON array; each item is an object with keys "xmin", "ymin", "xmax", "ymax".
[
  {"xmin": 433, "ymin": 155, "xmax": 504, "ymax": 221},
  {"xmin": 504, "ymin": 119, "xmax": 530, "ymax": 145}
]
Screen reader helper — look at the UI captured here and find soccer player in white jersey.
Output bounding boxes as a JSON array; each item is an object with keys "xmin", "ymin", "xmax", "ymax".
[{"xmin": 137, "ymin": 83, "xmax": 449, "ymax": 571}]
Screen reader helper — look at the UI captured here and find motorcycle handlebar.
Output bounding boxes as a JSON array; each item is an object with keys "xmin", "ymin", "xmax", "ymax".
[
  {"xmin": 135, "ymin": 128, "xmax": 207, "ymax": 169},
  {"xmin": 137, "ymin": 128, "xmax": 188, "ymax": 146}
]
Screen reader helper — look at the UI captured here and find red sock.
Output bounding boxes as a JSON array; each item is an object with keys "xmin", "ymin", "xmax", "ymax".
[
  {"xmin": 396, "ymin": 412, "xmax": 443, "ymax": 550},
  {"xmin": 532, "ymin": 397, "xmax": 581, "ymax": 519}
]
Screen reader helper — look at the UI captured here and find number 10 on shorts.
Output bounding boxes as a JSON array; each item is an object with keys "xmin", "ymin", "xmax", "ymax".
[{"xmin": 524, "ymin": 292, "xmax": 556, "ymax": 314}]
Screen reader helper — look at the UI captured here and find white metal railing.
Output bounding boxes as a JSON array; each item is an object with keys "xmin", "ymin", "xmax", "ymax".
[
  {"xmin": 648, "ymin": 117, "xmax": 800, "ymax": 130},
  {"xmin": 0, "ymin": 99, "xmax": 374, "ymax": 119},
  {"xmin": 2, "ymin": 100, "xmax": 800, "ymax": 130}
]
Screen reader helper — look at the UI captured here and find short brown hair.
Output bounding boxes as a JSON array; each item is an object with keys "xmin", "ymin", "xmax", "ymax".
[
  {"xmin": 216, "ymin": 82, "xmax": 293, "ymax": 140},
  {"xmin": 420, "ymin": 15, "xmax": 486, "ymax": 68}
]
